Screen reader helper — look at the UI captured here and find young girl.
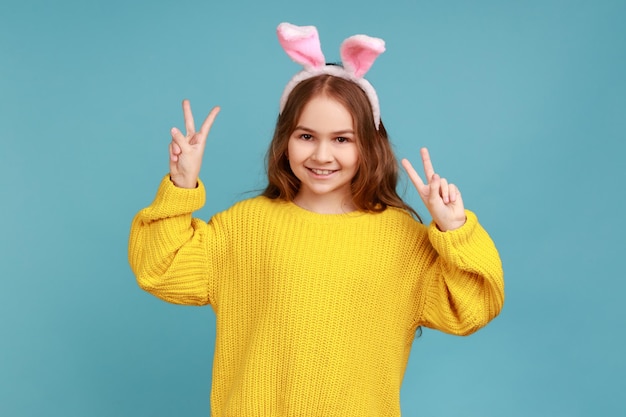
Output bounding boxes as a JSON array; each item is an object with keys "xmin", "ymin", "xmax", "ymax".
[{"xmin": 129, "ymin": 23, "xmax": 504, "ymax": 416}]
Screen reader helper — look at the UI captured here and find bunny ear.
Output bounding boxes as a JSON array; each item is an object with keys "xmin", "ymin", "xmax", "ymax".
[
  {"xmin": 340, "ymin": 35, "xmax": 386, "ymax": 78},
  {"xmin": 277, "ymin": 22, "xmax": 326, "ymax": 71}
]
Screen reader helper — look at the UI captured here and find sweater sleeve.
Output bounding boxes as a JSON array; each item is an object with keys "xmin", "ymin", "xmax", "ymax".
[
  {"xmin": 128, "ymin": 175, "xmax": 223, "ymax": 306},
  {"xmin": 419, "ymin": 210, "xmax": 504, "ymax": 336}
]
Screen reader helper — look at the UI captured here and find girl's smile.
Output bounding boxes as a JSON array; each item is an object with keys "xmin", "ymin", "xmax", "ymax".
[{"xmin": 308, "ymin": 168, "xmax": 336, "ymax": 176}]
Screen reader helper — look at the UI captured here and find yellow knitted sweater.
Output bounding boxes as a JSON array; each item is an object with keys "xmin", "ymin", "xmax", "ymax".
[{"xmin": 128, "ymin": 175, "xmax": 504, "ymax": 416}]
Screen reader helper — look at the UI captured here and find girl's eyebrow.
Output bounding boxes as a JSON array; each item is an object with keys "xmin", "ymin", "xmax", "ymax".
[{"xmin": 294, "ymin": 126, "xmax": 355, "ymax": 135}]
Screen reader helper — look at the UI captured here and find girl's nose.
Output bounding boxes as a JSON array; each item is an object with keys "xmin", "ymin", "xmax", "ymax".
[{"xmin": 312, "ymin": 141, "xmax": 332, "ymax": 162}]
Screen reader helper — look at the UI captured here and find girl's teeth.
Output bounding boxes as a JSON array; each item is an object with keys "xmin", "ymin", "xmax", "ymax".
[{"xmin": 312, "ymin": 169, "xmax": 333, "ymax": 175}]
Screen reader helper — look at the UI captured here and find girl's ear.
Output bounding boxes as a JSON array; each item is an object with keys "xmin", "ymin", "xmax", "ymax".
[
  {"xmin": 340, "ymin": 35, "xmax": 386, "ymax": 78},
  {"xmin": 277, "ymin": 22, "xmax": 326, "ymax": 71}
]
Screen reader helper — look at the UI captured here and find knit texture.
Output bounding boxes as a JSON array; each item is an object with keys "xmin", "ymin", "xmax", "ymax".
[{"xmin": 128, "ymin": 175, "xmax": 505, "ymax": 416}]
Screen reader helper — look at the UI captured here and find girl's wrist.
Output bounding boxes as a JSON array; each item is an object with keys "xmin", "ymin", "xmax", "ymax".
[
  {"xmin": 170, "ymin": 175, "xmax": 197, "ymax": 189},
  {"xmin": 436, "ymin": 216, "xmax": 467, "ymax": 232}
]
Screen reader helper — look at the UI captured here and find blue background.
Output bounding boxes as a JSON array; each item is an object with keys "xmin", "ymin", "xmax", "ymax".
[{"xmin": 2, "ymin": 0, "xmax": 625, "ymax": 416}]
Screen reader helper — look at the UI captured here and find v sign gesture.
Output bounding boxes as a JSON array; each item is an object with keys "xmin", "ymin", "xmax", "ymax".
[
  {"xmin": 401, "ymin": 148, "xmax": 467, "ymax": 232},
  {"xmin": 169, "ymin": 99, "xmax": 221, "ymax": 189}
]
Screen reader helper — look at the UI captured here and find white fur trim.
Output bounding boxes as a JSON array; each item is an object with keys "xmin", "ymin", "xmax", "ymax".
[{"xmin": 278, "ymin": 65, "xmax": 381, "ymax": 129}]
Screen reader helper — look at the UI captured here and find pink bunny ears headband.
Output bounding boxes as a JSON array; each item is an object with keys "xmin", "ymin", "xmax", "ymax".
[{"xmin": 277, "ymin": 22, "xmax": 386, "ymax": 129}]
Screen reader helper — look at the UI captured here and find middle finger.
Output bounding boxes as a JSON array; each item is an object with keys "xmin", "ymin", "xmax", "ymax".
[
  {"xmin": 420, "ymin": 147, "xmax": 435, "ymax": 182},
  {"xmin": 182, "ymin": 99, "xmax": 196, "ymax": 135}
]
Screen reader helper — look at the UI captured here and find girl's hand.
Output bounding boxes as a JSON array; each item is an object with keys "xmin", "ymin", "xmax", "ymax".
[
  {"xmin": 169, "ymin": 99, "xmax": 220, "ymax": 189},
  {"xmin": 401, "ymin": 148, "xmax": 466, "ymax": 232}
]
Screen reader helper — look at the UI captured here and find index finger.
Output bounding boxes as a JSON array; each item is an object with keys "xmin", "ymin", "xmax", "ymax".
[
  {"xmin": 421, "ymin": 147, "xmax": 435, "ymax": 181},
  {"xmin": 401, "ymin": 158, "xmax": 425, "ymax": 190},
  {"xmin": 182, "ymin": 99, "xmax": 196, "ymax": 135},
  {"xmin": 198, "ymin": 106, "xmax": 221, "ymax": 139}
]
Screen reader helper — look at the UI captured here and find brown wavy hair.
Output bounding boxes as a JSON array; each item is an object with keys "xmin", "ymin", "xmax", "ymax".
[{"xmin": 262, "ymin": 73, "xmax": 420, "ymax": 221}]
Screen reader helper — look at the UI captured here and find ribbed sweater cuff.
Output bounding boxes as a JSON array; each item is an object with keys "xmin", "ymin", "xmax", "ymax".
[
  {"xmin": 145, "ymin": 175, "xmax": 207, "ymax": 220},
  {"xmin": 427, "ymin": 210, "xmax": 483, "ymax": 268}
]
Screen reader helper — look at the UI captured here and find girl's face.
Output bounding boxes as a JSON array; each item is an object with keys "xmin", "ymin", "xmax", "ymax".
[{"xmin": 287, "ymin": 95, "xmax": 359, "ymax": 213}]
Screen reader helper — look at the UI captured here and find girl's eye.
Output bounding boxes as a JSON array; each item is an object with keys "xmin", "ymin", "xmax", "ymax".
[
  {"xmin": 336, "ymin": 137, "xmax": 350, "ymax": 143},
  {"xmin": 300, "ymin": 134, "xmax": 312, "ymax": 140}
]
